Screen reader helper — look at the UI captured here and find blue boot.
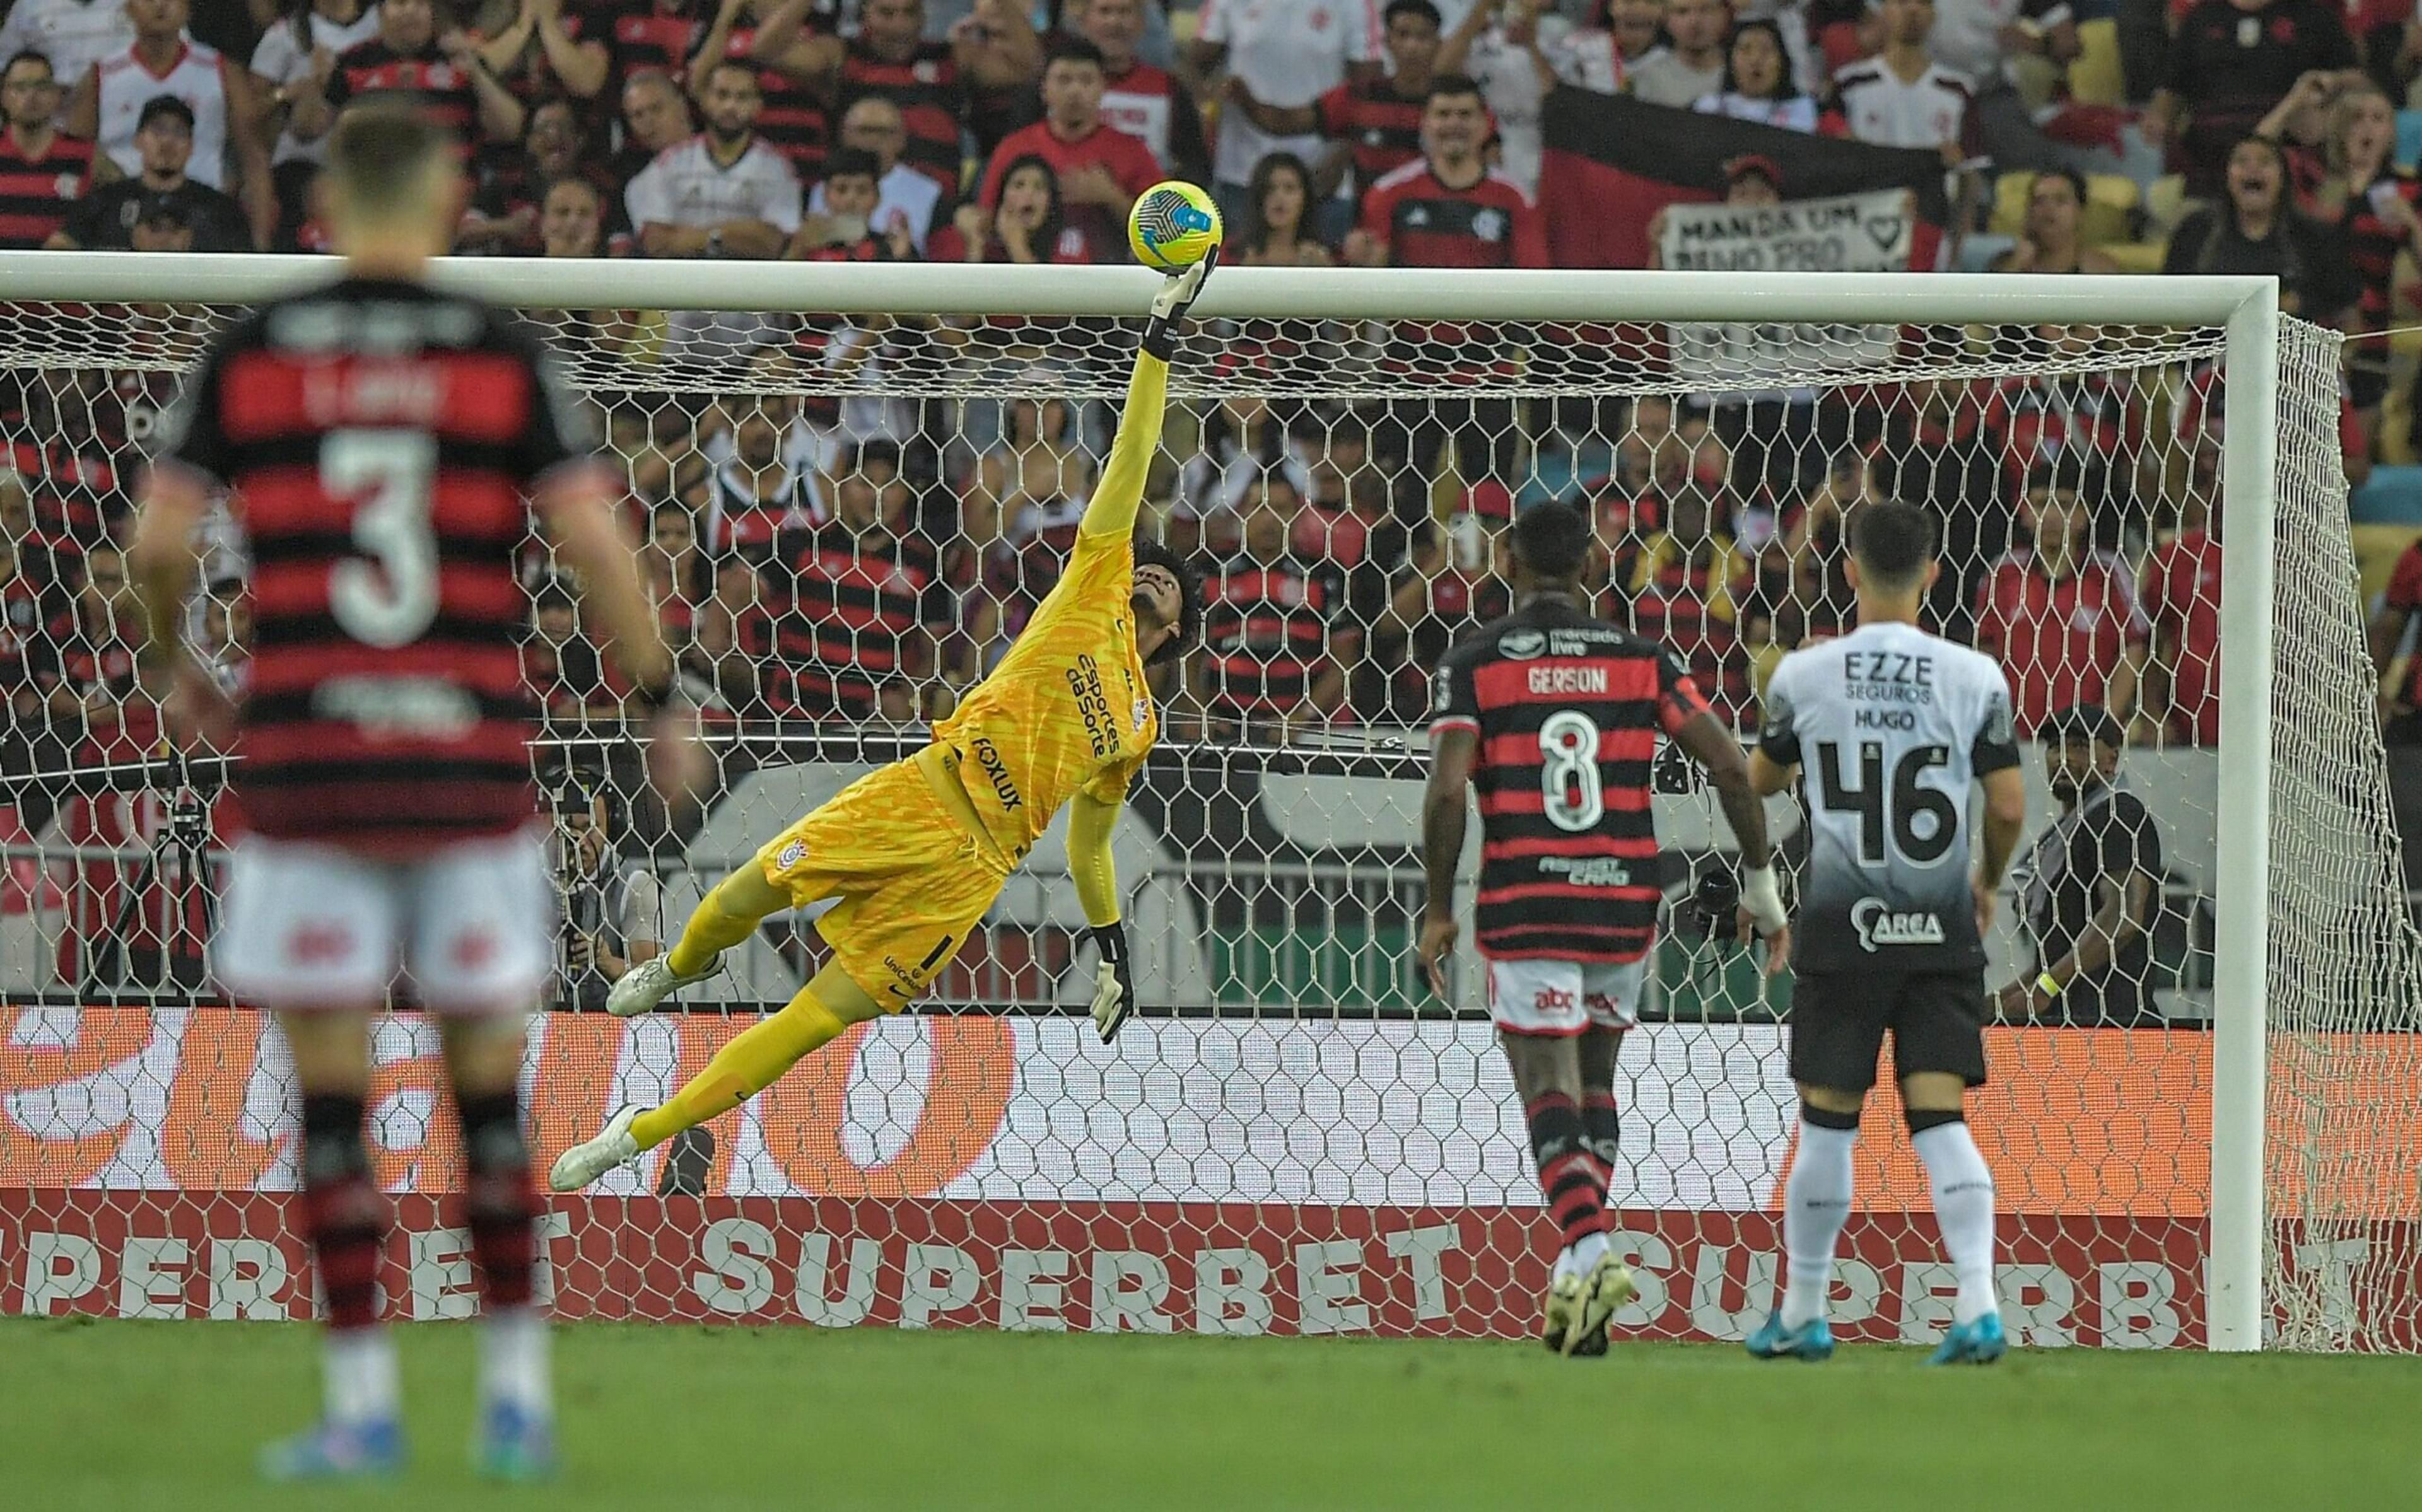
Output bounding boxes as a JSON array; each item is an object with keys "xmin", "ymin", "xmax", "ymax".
[
  {"xmin": 1744, "ymin": 1311, "xmax": 1835, "ymax": 1361},
  {"xmin": 1929, "ymin": 1311, "xmax": 2008, "ymax": 1365},
  {"xmin": 259, "ymin": 1417, "xmax": 405, "ymax": 1481},
  {"xmin": 474, "ymin": 1399, "xmax": 558, "ymax": 1482}
]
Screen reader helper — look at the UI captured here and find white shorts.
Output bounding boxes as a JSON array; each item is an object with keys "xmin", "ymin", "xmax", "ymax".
[
  {"xmin": 216, "ymin": 830, "xmax": 555, "ymax": 1014},
  {"xmin": 1485, "ymin": 957, "xmax": 1647, "ymax": 1037}
]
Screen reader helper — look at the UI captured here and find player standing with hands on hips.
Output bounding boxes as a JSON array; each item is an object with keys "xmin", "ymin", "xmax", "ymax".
[
  {"xmin": 1743, "ymin": 497, "xmax": 2028, "ymax": 1365},
  {"xmin": 1418, "ymin": 499, "xmax": 1789, "ymax": 1357},
  {"xmin": 129, "ymin": 102, "xmax": 697, "ymax": 1480}
]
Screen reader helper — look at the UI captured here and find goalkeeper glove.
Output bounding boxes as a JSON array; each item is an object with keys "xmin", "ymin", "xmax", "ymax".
[
  {"xmin": 1089, "ymin": 923, "xmax": 1137, "ymax": 1043},
  {"xmin": 1740, "ymin": 863, "xmax": 1788, "ymax": 938},
  {"xmin": 1140, "ymin": 247, "xmax": 1218, "ymax": 362}
]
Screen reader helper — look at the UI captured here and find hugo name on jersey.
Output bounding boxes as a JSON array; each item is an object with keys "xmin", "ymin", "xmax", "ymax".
[
  {"xmin": 1430, "ymin": 596, "xmax": 1711, "ymax": 963},
  {"xmin": 1758, "ymin": 620, "xmax": 2021, "ymax": 971}
]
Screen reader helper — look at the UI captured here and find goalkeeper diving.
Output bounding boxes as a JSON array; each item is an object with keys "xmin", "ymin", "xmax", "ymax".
[{"xmin": 549, "ymin": 258, "xmax": 1215, "ymax": 1193}]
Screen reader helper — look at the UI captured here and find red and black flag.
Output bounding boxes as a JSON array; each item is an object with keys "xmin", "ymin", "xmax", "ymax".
[{"xmin": 1538, "ymin": 88, "xmax": 1953, "ymax": 270}]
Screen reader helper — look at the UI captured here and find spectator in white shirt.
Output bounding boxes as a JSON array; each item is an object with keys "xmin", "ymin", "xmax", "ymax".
[
  {"xmin": 805, "ymin": 95, "xmax": 942, "ymax": 253},
  {"xmin": 1693, "ymin": 16, "xmax": 1825, "ymax": 131},
  {"xmin": 623, "ymin": 57, "xmax": 799, "ymax": 258},
  {"xmin": 1190, "ymin": 0, "xmax": 1382, "ymax": 239},
  {"xmin": 249, "ymin": 0, "xmax": 382, "ymax": 249},
  {"xmin": 0, "ymin": 0, "xmax": 135, "ymax": 91},
  {"xmin": 1628, "ymin": 0, "xmax": 1729, "ymax": 107},
  {"xmin": 1927, "ymin": 0, "xmax": 2076, "ymax": 172},
  {"xmin": 1550, "ymin": 0, "xmax": 1664, "ymax": 95},
  {"xmin": 1438, "ymin": 0, "xmax": 1558, "ymax": 195},
  {"xmin": 1834, "ymin": 0, "xmax": 1977, "ymax": 164}
]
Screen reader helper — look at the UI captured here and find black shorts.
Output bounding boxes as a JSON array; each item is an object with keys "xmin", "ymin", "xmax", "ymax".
[{"xmin": 1789, "ymin": 970, "xmax": 1989, "ymax": 1094}]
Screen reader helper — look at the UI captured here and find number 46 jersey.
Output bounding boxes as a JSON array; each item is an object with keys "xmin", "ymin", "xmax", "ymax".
[
  {"xmin": 1757, "ymin": 620, "xmax": 2022, "ymax": 973},
  {"xmin": 155, "ymin": 276, "xmax": 599, "ymax": 854},
  {"xmin": 1430, "ymin": 596, "xmax": 1714, "ymax": 964}
]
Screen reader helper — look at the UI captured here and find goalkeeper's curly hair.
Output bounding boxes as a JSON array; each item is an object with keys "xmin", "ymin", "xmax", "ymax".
[{"xmin": 1133, "ymin": 536, "xmax": 1202, "ymax": 668}]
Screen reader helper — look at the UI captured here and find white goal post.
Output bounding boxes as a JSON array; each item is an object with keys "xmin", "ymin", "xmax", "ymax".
[{"xmin": 0, "ymin": 253, "xmax": 2402, "ymax": 1354}]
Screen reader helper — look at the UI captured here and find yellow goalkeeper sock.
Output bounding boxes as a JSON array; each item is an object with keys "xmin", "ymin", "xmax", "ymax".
[
  {"xmin": 629, "ymin": 990, "xmax": 848, "ymax": 1152},
  {"xmin": 665, "ymin": 878, "xmax": 771, "ymax": 978}
]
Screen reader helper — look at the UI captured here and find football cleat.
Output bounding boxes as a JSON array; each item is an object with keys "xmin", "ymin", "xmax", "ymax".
[
  {"xmin": 1745, "ymin": 1311, "xmax": 1836, "ymax": 1362},
  {"xmin": 548, "ymin": 1103, "xmax": 643, "ymax": 1192},
  {"xmin": 605, "ymin": 952, "xmax": 720, "ymax": 1018},
  {"xmin": 474, "ymin": 1399, "xmax": 558, "ymax": 1482},
  {"xmin": 258, "ymin": 1417, "xmax": 405, "ymax": 1482},
  {"xmin": 1928, "ymin": 1311, "xmax": 2008, "ymax": 1366},
  {"xmin": 1563, "ymin": 1253, "xmax": 1637, "ymax": 1358}
]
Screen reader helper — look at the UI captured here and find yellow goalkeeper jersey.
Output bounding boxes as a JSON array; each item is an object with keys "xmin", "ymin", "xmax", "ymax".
[{"xmin": 932, "ymin": 353, "xmax": 1169, "ymax": 858}]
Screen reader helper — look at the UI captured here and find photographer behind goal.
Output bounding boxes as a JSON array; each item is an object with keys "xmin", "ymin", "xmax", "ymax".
[{"xmin": 550, "ymin": 774, "xmax": 665, "ymax": 1011}]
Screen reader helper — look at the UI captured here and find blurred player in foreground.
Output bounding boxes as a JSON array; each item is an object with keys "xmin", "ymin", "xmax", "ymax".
[
  {"xmin": 547, "ymin": 254, "xmax": 1218, "ymax": 1194},
  {"xmin": 131, "ymin": 103, "xmax": 691, "ymax": 1480},
  {"xmin": 1419, "ymin": 500, "xmax": 1788, "ymax": 1356},
  {"xmin": 1743, "ymin": 497, "xmax": 2027, "ymax": 1364}
]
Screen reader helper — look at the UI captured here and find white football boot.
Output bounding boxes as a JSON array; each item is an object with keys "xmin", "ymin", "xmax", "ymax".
[
  {"xmin": 604, "ymin": 952, "xmax": 720, "ymax": 1018},
  {"xmin": 547, "ymin": 1104, "xmax": 643, "ymax": 1193}
]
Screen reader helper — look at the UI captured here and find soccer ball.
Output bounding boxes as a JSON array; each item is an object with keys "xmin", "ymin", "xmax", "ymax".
[{"xmin": 1128, "ymin": 181, "xmax": 1222, "ymax": 272}]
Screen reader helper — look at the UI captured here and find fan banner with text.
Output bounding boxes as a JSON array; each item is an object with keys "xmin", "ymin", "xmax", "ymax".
[{"xmin": 4, "ymin": 1006, "xmax": 2416, "ymax": 1345}]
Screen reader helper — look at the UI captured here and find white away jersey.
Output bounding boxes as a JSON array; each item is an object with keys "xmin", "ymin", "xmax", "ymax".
[
  {"xmin": 623, "ymin": 135, "xmax": 803, "ymax": 236},
  {"xmin": 1834, "ymin": 60, "xmax": 1977, "ymax": 154},
  {"xmin": 1758, "ymin": 620, "xmax": 2020, "ymax": 972}
]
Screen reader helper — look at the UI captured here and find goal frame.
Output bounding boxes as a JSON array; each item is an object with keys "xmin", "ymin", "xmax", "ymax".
[{"xmin": 0, "ymin": 253, "xmax": 2285, "ymax": 1351}]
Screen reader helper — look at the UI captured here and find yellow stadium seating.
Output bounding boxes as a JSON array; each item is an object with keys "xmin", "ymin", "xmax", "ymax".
[
  {"xmin": 2068, "ymin": 18, "xmax": 2125, "ymax": 109},
  {"xmin": 1987, "ymin": 170, "xmax": 2139, "ymax": 247}
]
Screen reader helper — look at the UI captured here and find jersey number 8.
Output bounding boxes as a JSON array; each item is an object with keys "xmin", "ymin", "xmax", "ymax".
[
  {"xmin": 324, "ymin": 429, "xmax": 441, "ymax": 649},
  {"xmin": 1539, "ymin": 710, "xmax": 1603, "ymax": 834}
]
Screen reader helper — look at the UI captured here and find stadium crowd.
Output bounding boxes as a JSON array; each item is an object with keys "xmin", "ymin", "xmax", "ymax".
[{"xmin": 0, "ymin": 0, "xmax": 2406, "ymax": 777}]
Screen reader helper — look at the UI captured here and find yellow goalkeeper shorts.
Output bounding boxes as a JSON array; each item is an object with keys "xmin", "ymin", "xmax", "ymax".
[{"xmin": 754, "ymin": 756, "xmax": 1010, "ymax": 1010}]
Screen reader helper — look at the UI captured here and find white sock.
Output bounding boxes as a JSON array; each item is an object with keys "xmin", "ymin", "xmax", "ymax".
[
  {"xmin": 325, "ymin": 1327, "xmax": 399, "ymax": 1426},
  {"xmin": 479, "ymin": 1306, "xmax": 553, "ymax": 1417},
  {"xmin": 1781, "ymin": 1119, "xmax": 1857, "ymax": 1329},
  {"xmin": 1570, "ymin": 1230, "xmax": 1609, "ymax": 1272},
  {"xmin": 1912, "ymin": 1119, "xmax": 1999, "ymax": 1325}
]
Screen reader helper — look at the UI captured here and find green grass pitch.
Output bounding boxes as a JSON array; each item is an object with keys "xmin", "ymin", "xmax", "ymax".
[{"xmin": 9, "ymin": 1317, "xmax": 2417, "ymax": 1511}]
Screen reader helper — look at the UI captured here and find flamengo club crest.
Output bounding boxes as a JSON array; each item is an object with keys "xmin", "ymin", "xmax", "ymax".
[{"xmin": 1851, "ymin": 897, "xmax": 1945, "ymax": 952}]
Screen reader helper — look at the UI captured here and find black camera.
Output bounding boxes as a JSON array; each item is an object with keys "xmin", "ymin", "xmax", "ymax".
[{"xmin": 1685, "ymin": 864, "xmax": 1741, "ymax": 941}]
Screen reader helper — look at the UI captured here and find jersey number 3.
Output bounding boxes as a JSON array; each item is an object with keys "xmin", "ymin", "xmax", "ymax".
[
  {"xmin": 324, "ymin": 429, "xmax": 440, "ymax": 649},
  {"xmin": 1816, "ymin": 740, "xmax": 1955, "ymax": 866}
]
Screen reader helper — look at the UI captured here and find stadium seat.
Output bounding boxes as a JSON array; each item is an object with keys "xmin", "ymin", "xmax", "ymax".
[
  {"xmin": 2100, "ymin": 239, "xmax": 2167, "ymax": 273},
  {"xmin": 2068, "ymin": 18, "xmax": 2126, "ymax": 108},
  {"xmin": 2143, "ymin": 174, "xmax": 2192, "ymax": 236},
  {"xmin": 1986, "ymin": 170, "xmax": 2138, "ymax": 247},
  {"xmin": 2351, "ymin": 465, "xmax": 2422, "ymax": 525},
  {"xmin": 2399, "ymin": 110, "xmax": 2422, "ymax": 172}
]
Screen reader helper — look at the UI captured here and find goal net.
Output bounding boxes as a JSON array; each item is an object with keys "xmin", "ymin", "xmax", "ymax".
[{"xmin": 0, "ymin": 263, "xmax": 2412, "ymax": 1352}]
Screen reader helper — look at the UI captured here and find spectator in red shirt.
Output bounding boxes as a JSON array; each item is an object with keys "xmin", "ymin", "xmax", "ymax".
[
  {"xmin": 761, "ymin": 439, "xmax": 950, "ymax": 723},
  {"xmin": 0, "ymin": 50, "xmax": 97, "ymax": 250},
  {"xmin": 977, "ymin": 35, "xmax": 1162, "ymax": 259},
  {"xmin": 1199, "ymin": 470, "xmax": 1355, "ymax": 738},
  {"xmin": 2143, "ymin": 485, "xmax": 2222, "ymax": 747},
  {"xmin": 935, "ymin": 151, "xmax": 1100, "ymax": 260},
  {"xmin": 1975, "ymin": 463, "xmax": 2151, "ymax": 737},
  {"xmin": 1081, "ymin": 0, "xmax": 1210, "ymax": 187},
  {"xmin": 1343, "ymin": 74, "xmax": 1545, "ymax": 270},
  {"xmin": 1620, "ymin": 481, "xmax": 1752, "ymax": 725}
]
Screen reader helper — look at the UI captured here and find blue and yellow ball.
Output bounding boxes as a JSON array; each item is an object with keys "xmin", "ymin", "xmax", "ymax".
[{"xmin": 1127, "ymin": 180, "xmax": 1222, "ymax": 272}]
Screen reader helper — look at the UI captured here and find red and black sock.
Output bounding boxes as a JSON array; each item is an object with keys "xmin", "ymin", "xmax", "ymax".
[
  {"xmin": 457, "ymin": 1088, "xmax": 539, "ymax": 1310},
  {"xmin": 1523, "ymin": 1091, "xmax": 1606, "ymax": 1252},
  {"xmin": 299, "ymin": 1092, "xmax": 385, "ymax": 1331},
  {"xmin": 1581, "ymin": 1090, "xmax": 1621, "ymax": 1230}
]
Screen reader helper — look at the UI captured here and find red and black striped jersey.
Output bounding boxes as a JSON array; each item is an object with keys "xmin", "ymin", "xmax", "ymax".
[
  {"xmin": 0, "ymin": 128, "xmax": 93, "ymax": 248},
  {"xmin": 155, "ymin": 276, "xmax": 599, "ymax": 854},
  {"xmin": 1357, "ymin": 160, "xmax": 1547, "ymax": 270},
  {"xmin": 837, "ymin": 38, "xmax": 964, "ymax": 194},
  {"xmin": 1429, "ymin": 595, "xmax": 1711, "ymax": 963},
  {"xmin": 1201, "ymin": 553, "xmax": 1347, "ymax": 720},
  {"xmin": 2339, "ymin": 170, "xmax": 2421, "ymax": 334},
  {"xmin": 760, "ymin": 522, "xmax": 949, "ymax": 718},
  {"xmin": 1316, "ymin": 77, "xmax": 1422, "ymax": 199},
  {"xmin": 323, "ymin": 40, "xmax": 484, "ymax": 151},
  {"xmin": 594, "ymin": 0, "xmax": 701, "ymax": 83},
  {"xmin": 693, "ymin": 18, "xmax": 834, "ymax": 178}
]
